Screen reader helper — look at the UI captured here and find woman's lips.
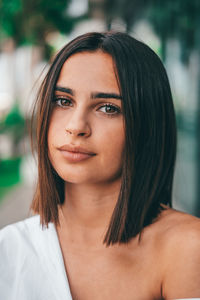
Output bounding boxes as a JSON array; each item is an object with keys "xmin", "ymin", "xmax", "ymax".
[
  {"xmin": 58, "ymin": 144, "xmax": 96, "ymax": 162},
  {"xmin": 59, "ymin": 150, "xmax": 95, "ymax": 162}
]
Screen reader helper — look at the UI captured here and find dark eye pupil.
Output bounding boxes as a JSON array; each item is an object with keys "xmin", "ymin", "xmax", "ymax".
[
  {"xmin": 106, "ymin": 105, "xmax": 115, "ymax": 113},
  {"xmin": 61, "ymin": 99, "xmax": 70, "ymax": 105}
]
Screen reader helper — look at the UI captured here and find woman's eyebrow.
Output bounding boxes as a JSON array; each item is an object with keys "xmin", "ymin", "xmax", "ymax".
[
  {"xmin": 54, "ymin": 86, "xmax": 74, "ymax": 95},
  {"xmin": 54, "ymin": 86, "xmax": 122, "ymax": 100},
  {"xmin": 91, "ymin": 92, "xmax": 122, "ymax": 100}
]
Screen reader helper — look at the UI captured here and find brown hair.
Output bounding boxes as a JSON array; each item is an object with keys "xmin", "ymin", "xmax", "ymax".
[{"xmin": 31, "ymin": 31, "xmax": 177, "ymax": 245}]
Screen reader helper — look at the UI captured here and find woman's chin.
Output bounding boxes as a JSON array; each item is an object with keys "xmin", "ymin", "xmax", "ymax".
[{"xmin": 59, "ymin": 174, "xmax": 97, "ymax": 185}]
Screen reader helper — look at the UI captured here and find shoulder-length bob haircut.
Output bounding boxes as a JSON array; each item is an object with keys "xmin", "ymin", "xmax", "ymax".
[{"xmin": 31, "ymin": 31, "xmax": 177, "ymax": 245}]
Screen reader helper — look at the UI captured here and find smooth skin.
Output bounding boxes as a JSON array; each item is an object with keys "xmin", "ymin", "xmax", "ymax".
[{"xmin": 48, "ymin": 51, "xmax": 200, "ymax": 300}]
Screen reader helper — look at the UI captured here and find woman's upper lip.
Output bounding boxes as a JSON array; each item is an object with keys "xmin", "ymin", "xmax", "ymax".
[{"xmin": 58, "ymin": 144, "xmax": 96, "ymax": 155}]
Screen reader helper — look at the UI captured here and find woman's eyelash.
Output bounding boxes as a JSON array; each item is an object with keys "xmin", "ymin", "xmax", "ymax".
[
  {"xmin": 53, "ymin": 96, "xmax": 72, "ymax": 107},
  {"xmin": 97, "ymin": 103, "xmax": 121, "ymax": 115}
]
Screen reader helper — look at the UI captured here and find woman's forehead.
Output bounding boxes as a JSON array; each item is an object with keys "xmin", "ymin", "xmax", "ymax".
[{"xmin": 56, "ymin": 51, "xmax": 119, "ymax": 93}]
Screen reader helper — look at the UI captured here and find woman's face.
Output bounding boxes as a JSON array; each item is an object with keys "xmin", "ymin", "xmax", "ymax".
[{"xmin": 48, "ymin": 51, "xmax": 125, "ymax": 184}]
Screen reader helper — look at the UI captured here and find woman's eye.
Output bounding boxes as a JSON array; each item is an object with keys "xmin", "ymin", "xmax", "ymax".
[
  {"xmin": 98, "ymin": 104, "xmax": 121, "ymax": 115},
  {"xmin": 54, "ymin": 97, "xmax": 72, "ymax": 107}
]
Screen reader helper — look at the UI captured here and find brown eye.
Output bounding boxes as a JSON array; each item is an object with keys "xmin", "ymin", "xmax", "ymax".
[
  {"xmin": 54, "ymin": 97, "xmax": 72, "ymax": 107},
  {"xmin": 98, "ymin": 104, "xmax": 121, "ymax": 115}
]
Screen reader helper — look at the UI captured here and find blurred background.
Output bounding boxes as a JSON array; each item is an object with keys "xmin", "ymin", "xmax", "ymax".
[{"xmin": 0, "ymin": 0, "xmax": 200, "ymax": 228}]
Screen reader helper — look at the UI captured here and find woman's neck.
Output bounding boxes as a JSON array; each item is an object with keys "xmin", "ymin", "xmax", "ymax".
[{"xmin": 57, "ymin": 179, "xmax": 121, "ymax": 249}]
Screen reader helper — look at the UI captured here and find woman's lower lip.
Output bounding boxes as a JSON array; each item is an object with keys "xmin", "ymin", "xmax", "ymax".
[{"xmin": 59, "ymin": 150, "xmax": 95, "ymax": 162}]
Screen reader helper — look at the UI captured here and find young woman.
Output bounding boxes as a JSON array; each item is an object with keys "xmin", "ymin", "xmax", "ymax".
[{"xmin": 0, "ymin": 31, "xmax": 200, "ymax": 300}]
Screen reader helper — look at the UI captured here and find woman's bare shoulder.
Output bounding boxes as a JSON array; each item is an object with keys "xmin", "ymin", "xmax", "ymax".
[
  {"xmin": 157, "ymin": 206, "xmax": 200, "ymax": 241},
  {"xmin": 156, "ymin": 207, "xmax": 200, "ymax": 299},
  {"xmin": 143, "ymin": 206, "xmax": 200, "ymax": 248},
  {"xmin": 138, "ymin": 206, "xmax": 200, "ymax": 254},
  {"xmin": 156, "ymin": 207, "xmax": 200, "ymax": 265}
]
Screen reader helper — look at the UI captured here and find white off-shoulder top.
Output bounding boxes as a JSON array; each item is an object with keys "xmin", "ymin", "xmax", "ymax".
[{"xmin": 0, "ymin": 215, "xmax": 72, "ymax": 300}]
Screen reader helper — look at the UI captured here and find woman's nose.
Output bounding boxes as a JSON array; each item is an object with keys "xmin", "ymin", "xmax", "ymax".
[
  {"xmin": 65, "ymin": 128, "xmax": 89, "ymax": 137},
  {"xmin": 65, "ymin": 110, "xmax": 91, "ymax": 138}
]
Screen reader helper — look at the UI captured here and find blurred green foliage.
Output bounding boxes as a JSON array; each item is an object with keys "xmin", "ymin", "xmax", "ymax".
[
  {"xmin": 0, "ymin": 0, "xmax": 73, "ymax": 44},
  {"xmin": 147, "ymin": 0, "xmax": 200, "ymax": 63},
  {"xmin": 104, "ymin": 0, "xmax": 148, "ymax": 32},
  {"xmin": 0, "ymin": 157, "xmax": 21, "ymax": 200},
  {"xmin": 0, "ymin": 0, "xmax": 80, "ymax": 59},
  {"xmin": 0, "ymin": 105, "xmax": 25, "ymax": 200},
  {"xmin": 104, "ymin": 0, "xmax": 200, "ymax": 62},
  {"xmin": 0, "ymin": 104, "xmax": 25, "ymax": 157}
]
